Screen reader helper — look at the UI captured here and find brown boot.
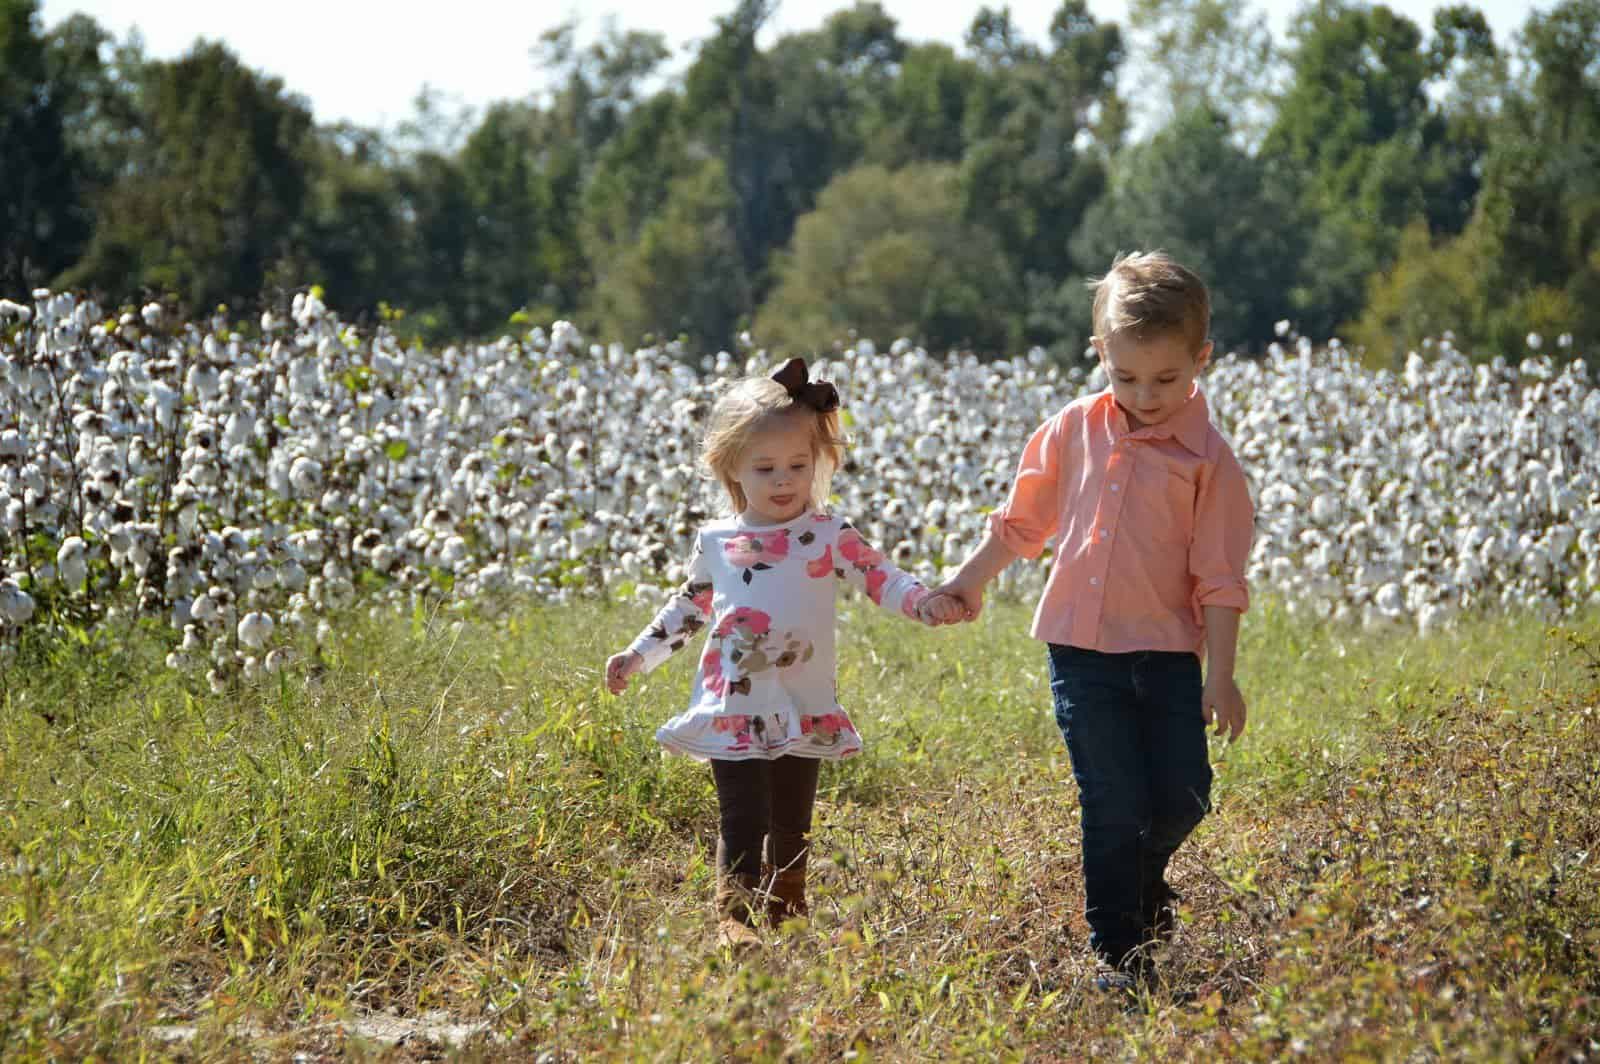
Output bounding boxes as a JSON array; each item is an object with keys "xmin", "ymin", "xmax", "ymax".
[
  {"xmin": 716, "ymin": 870, "xmax": 763, "ymax": 952},
  {"xmin": 767, "ymin": 866, "xmax": 808, "ymax": 927}
]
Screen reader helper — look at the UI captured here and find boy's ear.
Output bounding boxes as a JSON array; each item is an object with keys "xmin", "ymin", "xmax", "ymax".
[
  {"xmin": 1195, "ymin": 339, "xmax": 1214, "ymax": 372},
  {"xmin": 1090, "ymin": 336, "xmax": 1105, "ymax": 360}
]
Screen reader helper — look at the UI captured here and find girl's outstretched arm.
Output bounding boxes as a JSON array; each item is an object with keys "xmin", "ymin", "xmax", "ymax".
[{"xmin": 606, "ymin": 533, "xmax": 714, "ymax": 693}]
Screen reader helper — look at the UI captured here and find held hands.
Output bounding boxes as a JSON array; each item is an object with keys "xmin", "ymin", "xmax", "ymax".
[
  {"xmin": 1202, "ymin": 673, "xmax": 1247, "ymax": 741},
  {"xmin": 917, "ymin": 592, "xmax": 969, "ymax": 626},
  {"xmin": 930, "ymin": 576, "xmax": 984, "ymax": 623},
  {"xmin": 605, "ymin": 650, "xmax": 643, "ymax": 695}
]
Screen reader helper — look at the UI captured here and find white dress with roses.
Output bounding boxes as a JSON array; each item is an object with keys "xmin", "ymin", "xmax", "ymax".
[{"xmin": 627, "ymin": 508, "xmax": 933, "ymax": 761}]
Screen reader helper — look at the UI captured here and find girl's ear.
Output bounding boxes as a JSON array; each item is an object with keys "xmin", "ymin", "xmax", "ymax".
[{"xmin": 1195, "ymin": 339, "xmax": 1214, "ymax": 373}]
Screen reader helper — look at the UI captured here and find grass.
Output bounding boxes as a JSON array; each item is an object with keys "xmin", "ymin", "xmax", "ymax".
[{"xmin": 0, "ymin": 594, "xmax": 1596, "ymax": 1059}]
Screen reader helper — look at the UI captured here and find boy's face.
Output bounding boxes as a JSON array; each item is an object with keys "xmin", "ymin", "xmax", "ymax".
[{"xmin": 1093, "ymin": 331, "xmax": 1212, "ymax": 430}]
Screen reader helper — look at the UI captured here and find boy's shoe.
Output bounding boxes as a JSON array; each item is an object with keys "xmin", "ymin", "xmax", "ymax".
[
  {"xmin": 1094, "ymin": 953, "xmax": 1157, "ymax": 1008},
  {"xmin": 1143, "ymin": 881, "xmax": 1181, "ymax": 945}
]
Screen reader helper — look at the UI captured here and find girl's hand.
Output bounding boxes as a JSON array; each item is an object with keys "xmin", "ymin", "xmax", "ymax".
[
  {"xmin": 917, "ymin": 593, "xmax": 967, "ymax": 626},
  {"xmin": 1202, "ymin": 674, "xmax": 1247, "ymax": 741},
  {"xmin": 933, "ymin": 577, "xmax": 984, "ymax": 621},
  {"xmin": 605, "ymin": 651, "xmax": 643, "ymax": 695}
]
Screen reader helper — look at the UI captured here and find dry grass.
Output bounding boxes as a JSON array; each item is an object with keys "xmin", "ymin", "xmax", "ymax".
[{"xmin": 1, "ymin": 598, "xmax": 1596, "ymax": 1060}]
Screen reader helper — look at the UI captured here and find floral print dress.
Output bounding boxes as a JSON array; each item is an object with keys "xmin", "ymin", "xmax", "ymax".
[{"xmin": 627, "ymin": 508, "xmax": 935, "ymax": 761}]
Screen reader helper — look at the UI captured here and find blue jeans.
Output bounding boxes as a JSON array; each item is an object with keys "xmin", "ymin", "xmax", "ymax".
[{"xmin": 1047, "ymin": 643, "xmax": 1212, "ymax": 966}]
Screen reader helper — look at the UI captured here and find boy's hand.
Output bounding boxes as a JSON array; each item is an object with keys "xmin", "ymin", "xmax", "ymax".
[
  {"xmin": 1202, "ymin": 674, "xmax": 1247, "ymax": 741},
  {"xmin": 917, "ymin": 592, "xmax": 967, "ymax": 626},
  {"xmin": 605, "ymin": 651, "xmax": 643, "ymax": 695},
  {"xmin": 933, "ymin": 577, "xmax": 984, "ymax": 621}
]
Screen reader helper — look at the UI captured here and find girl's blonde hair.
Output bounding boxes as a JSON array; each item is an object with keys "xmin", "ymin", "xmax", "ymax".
[{"xmin": 702, "ymin": 376, "xmax": 847, "ymax": 515}]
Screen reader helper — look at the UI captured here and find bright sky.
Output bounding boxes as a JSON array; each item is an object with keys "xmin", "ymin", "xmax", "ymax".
[{"xmin": 38, "ymin": 0, "xmax": 1547, "ymax": 130}]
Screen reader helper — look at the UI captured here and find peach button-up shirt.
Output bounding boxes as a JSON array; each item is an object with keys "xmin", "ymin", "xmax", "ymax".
[{"xmin": 987, "ymin": 386, "xmax": 1253, "ymax": 655}]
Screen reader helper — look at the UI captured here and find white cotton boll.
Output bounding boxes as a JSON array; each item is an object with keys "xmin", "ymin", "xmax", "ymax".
[
  {"xmin": 1309, "ymin": 495, "xmax": 1339, "ymax": 525},
  {"xmin": 148, "ymin": 383, "xmax": 180, "ymax": 430},
  {"xmin": 0, "ymin": 580, "xmax": 35, "ymax": 624},
  {"xmin": 56, "ymin": 537, "xmax": 88, "ymax": 588},
  {"xmin": 276, "ymin": 559, "xmax": 307, "ymax": 591},
  {"xmin": 1375, "ymin": 583, "xmax": 1405, "ymax": 617},
  {"xmin": 238, "ymin": 611, "xmax": 274, "ymax": 649},
  {"xmin": 186, "ymin": 363, "xmax": 221, "ymax": 401},
  {"xmin": 141, "ymin": 302, "xmax": 163, "ymax": 327},
  {"xmin": 190, "ymin": 594, "xmax": 219, "ymax": 623},
  {"xmin": 440, "ymin": 535, "xmax": 469, "ymax": 568},
  {"xmin": 207, "ymin": 669, "xmax": 228, "ymax": 695},
  {"xmin": 289, "ymin": 456, "xmax": 323, "ymax": 497}
]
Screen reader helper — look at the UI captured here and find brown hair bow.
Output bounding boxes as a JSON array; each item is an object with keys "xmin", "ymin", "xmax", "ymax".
[{"xmin": 771, "ymin": 357, "xmax": 840, "ymax": 413}]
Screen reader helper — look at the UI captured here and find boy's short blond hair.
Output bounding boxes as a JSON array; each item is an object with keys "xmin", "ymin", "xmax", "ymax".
[{"xmin": 1090, "ymin": 251, "xmax": 1210, "ymax": 350}]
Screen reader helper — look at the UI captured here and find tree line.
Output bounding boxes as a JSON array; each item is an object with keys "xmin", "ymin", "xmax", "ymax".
[{"xmin": 3, "ymin": 0, "xmax": 1597, "ymax": 361}]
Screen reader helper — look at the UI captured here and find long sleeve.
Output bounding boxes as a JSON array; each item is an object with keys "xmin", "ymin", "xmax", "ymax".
[
  {"xmin": 833, "ymin": 522, "xmax": 932, "ymax": 622},
  {"xmin": 1188, "ymin": 444, "xmax": 1254, "ymax": 621},
  {"xmin": 986, "ymin": 410, "xmax": 1067, "ymax": 559},
  {"xmin": 628, "ymin": 532, "xmax": 715, "ymax": 672}
]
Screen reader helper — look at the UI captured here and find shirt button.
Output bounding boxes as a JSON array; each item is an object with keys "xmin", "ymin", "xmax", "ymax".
[
  {"xmin": 1109, "ymin": 483, "xmax": 1120, "ymax": 493},
  {"xmin": 1098, "ymin": 530, "xmax": 1108, "ymax": 539},
  {"xmin": 1089, "ymin": 576, "xmax": 1100, "ymax": 586}
]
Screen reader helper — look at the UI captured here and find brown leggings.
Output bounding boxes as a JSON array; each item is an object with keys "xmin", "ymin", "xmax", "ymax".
[{"xmin": 711, "ymin": 756, "xmax": 821, "ymax": 878}]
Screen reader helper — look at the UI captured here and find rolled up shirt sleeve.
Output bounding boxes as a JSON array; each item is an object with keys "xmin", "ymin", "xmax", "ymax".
[
  {"xmin": 1189, "ymin": 445, "xmax": 1254, "ymax": 621},
  {"xmin": 986, "ymin": 412, "xmax": 1067, "ymax": 559}
]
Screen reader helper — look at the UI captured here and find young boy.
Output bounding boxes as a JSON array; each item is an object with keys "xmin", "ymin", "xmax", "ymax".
[{"xmin": 941, "ymin": 251, "xmax": 1254, "ymax": 992}]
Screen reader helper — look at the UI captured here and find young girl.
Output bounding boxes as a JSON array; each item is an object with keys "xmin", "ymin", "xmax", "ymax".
[
  {"xmin": 941, "ymin": 251, "xmax": 1254, "ymax": 995},
  {"xmin": 605, "ymin": 357, "xmax": 963, "ymax": 949}
]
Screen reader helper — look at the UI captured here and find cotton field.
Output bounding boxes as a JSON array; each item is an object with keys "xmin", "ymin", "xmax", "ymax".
[{"xmin": 0, "ymin": 290, "xmax": 1594, "ymax": 689}]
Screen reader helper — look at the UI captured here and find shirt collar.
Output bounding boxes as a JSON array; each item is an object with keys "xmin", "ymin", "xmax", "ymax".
[{"xmin": 1102, "ymin": 385, "xmax": 1211, "ymax": 457}]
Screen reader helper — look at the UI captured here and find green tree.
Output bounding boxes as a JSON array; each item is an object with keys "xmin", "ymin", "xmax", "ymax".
[
  {"xmin": 1125, "ymin": 0, "xmax": 1277, "ymax": 145},
  {"xmin": 283, "ymin": 124, "xmax": 411, "ymax": 322},
  {"xmin": 62, "ymin": 40, "xmax": 314, "ymax": 311},
  {"xmin": 1, "ymin": 0, "xmax": 88, "ymax": 294},
  {"xmin": 593, "ymin": 158, "xmax": 750, "ymax": 351},
  {"xmin": 1069, "ymin": 106, "xmax": 1304, "ymax": 350},
  {"xmin": 1262, "ymin": 1, "xmax": 1495, "ymax": 340},
  {"xmin": 754, "ymin": 163, "xmax": 1017, "ymax": 354},
  {"xmin": 957, "ymin": 2, "xmax": 1124, "ymax": 346},
  {"xmin": 861, "ymin": 42, "xmax": 979, "ymax": 167},
  {"xmin": 1358, "ymin": 0, "xmax": 1600, "ymax": 360}
]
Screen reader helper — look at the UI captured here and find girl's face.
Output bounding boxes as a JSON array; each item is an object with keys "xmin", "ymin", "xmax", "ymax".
[
  {"xmin": 1093, "ymin": 331, "xmax": 1213, "ymax": 429},
  {"xmin": 733, "ymin": 415, "xmax": 814, "ymax": 525}
]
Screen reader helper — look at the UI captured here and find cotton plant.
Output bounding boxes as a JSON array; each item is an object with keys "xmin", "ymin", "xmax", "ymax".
[{"xmin": 1, "ymin": 290, "xmax": 1597, "ymax": 688}]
